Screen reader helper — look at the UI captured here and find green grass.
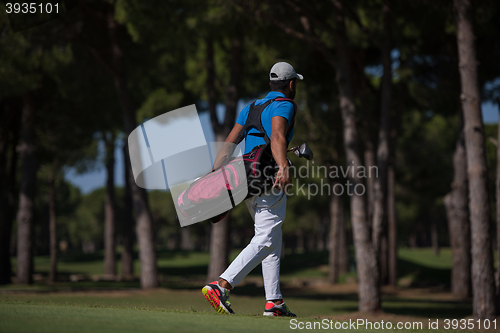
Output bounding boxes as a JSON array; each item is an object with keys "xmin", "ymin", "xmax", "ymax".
[
  {"xmin": 0, "ymin": 303, "xmax": 295, "ymax": 333},
  {"xmin": 397, "ymin": 248, "xmax": 452, "ymax": 287},
  {"xmin": 398, "ymin": 248, "xmax": 453, "ymax": 269},
  {"xmin": 0, "ymin": 289, "xmax": 352, "ymax": 317},
  {"xmin": 0, "ymin": 289, "xmax": 473, "ymax": 319},
  {"xmin": 0, "ymin": 294, "xmax": 472, "ymax": 333},
  {"xmin": 0, "ymin": 301, "xmax": 474, "ymax": 333},
  {"xmin": 0, "ymin": 303, "xmax": 418, "ymax": 333},
  {"xmin": 1, "ymin": 248, "xmax": 483, "ymax": 333}
]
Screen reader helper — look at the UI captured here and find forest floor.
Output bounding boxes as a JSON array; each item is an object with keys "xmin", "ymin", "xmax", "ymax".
[{"xmin": 1, "ymin": 248, "xmax": 499, "ymax": 332}]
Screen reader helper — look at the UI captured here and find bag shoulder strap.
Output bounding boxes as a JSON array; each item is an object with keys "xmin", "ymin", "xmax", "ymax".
[
  {"xmin": 236, "ymin": 97, "xmax": 296, "ymax": 145},
  {"xmin": 236, "ymin": 99, "xmax": 273, "ymax": 144},
  {"xmin": 275, "ymin": 97, "xmax": 297, "ymax": 143}
]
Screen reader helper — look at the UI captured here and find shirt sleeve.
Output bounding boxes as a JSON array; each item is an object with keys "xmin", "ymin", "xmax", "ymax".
[
  {"xmin": 236, "ymin": 104, "xmax": 250, "ymax": 126},
  {"xmin": 271, "ymin": 101, "xmax": 295, "ymax": 125}
]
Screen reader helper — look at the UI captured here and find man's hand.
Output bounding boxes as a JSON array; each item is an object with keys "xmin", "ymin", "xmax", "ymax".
[{"xmin": 273, "ymin": 164, "xmax": 292, "ymax": 193}]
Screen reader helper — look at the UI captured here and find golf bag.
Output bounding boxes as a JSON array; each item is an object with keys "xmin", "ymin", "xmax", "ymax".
[
  {"xmin": 176, "ymin": 97, "xmax": 296, "ymax": 224},
  {"xmin": 177, "ymin": 143, "xmax": 279, "ymax": 223}
]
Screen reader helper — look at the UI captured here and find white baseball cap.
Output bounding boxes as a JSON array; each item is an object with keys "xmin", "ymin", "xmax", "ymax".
[{"xmin": 269, "ymin": 62, "xmax": 304, "ymax": 81}]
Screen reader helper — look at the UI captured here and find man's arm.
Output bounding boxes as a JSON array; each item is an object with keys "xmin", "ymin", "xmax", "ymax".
[
  {"xmin": 270, "ymin": 116, "xmax": 291, "ymax": 191},
  {"xmin": 225, "ymin": 123, "xmax": 244, "ymax": 144},
  {"xmin": 212, "ymin": 123, "xmax": 244, "ymax": 170}
]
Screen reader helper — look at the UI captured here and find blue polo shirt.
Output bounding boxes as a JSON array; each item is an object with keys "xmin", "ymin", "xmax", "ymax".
[{"xmin": 236, "ymin": 91, "xmax": 295, "ymax": 154}]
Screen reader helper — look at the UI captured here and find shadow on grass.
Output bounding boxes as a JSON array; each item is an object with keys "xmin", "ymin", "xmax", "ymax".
[
  {"xmin": 383, "ymin": 298, "xmax": 472, "ymax": 318},
  {"xmin": 280, "ymin": 251, "xmax": 329, "ymax": 276},
  {"xmin": 57, "ymin": 252, "xmax": 106, "ymax": 263},
  {"xmin": 156, "ymin": 250, "xmax": 201, "ymax": 261},
  {"xmin": 386, "ymin": 304, "xmax": 471, "ymax": 319},
  {"xmin": 58, "ymin": 249, "xmax": 190, "ymax": 263},
  {"xmin": 281, "ymin": 291, "xmax": 471, "ymax": 318},
  {"xmin": 398, "ymin": 258, "xmax": 451, "ymax": 288},
  {"xmin": 158, "ymin": 265, "xmax": 208, "ymax": 277},
  {"xmin": 56, "ymin": 249, "xmax": 202, "ymax": 264}
]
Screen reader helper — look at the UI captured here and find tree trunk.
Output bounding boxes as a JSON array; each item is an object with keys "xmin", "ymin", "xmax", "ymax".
[
  {"xmin": 222, "ymin": 38, "xmax": 242, "ymax": 134},
  {"xmin": 103, "ymin": 133, "xmax": 116, "ymax": 277},
  {"xmin": 372, "ymin": 0, "xmax": 392, "ymax": 258},
  {"xmin": 0, "ymin": 101, "xmax": 20, "ymax": 285},
  {"xmin": 316, "ymin": 217, "xmax": 326, "ymax": 251},
  {"xmin": 332, "ymin": 2, "xmax": 380, "ymax": 312},
  {"xmin": 496, "ymin": 97, "xmax": 500, "ymax": 307},
  {"xmin": 296, "ymin": 229, "xmax": 304, "ymax": 253},
  {"xmin": 444, "ymin": 130, "xmax": 471, "ymax": 300},
  {"xmin": 387, "ymin": 163, "xmax": 397, "ymax": 286},
  {"xmin": 454, "ymin": 0, "xmax": 496, "ymax": 318},
  {"xmin": 328, "ymin": 188, "xmax": 339, "ymax": 284},
  {"xmin": 121, "ymin": 145, "xmax": 134, "ymax": 277},
  {"xmin": 387, "ymin": 81, "xmax": 404, "ymax": 287},
  {"xmin": 206, "ymin": 137, "xmax": 231, "ymax": 281},
  {"xmin": 181, "ymin": 227, "xmax": 193, "ymax": 251},
  {"xmin": 48, "ymin": 168, "xmax": 57, "ymax": 283},
  {"xmin": 16, "ymin": 94, "xmax": 37, "ymax": 285},
  {"xmin": 351, "ymin": 50, "xmax": 375, "ymax": 224},
  {"xmin": 125, "ymin": 124, "xmax": 157, "ymax": 287},
  {"xmin": 207, "ymin": 215, "xmax": 231, "ymax": 282},
  {"xmin": 338, "ymin": 208, "xmax": 349, "ymax": 276},
  {"xmin": 359, "ymin": 77, "xmax": 376, "ymax": 223},
  {"xmin": 329, "ymin": 185, "xmax": 344, "ymax": 284},
  {"xmin": 205, "ymin": 36, "xmax": 242, "ymax": 282},
  {"xmin": 379, "ymin": 231, "xmax": 388, "ymax": 285},
  {"xmin": 431, "ymin": 218, "xmax": 440, "ymax": 256},
  {"xmin": 108, "ymin": 8, "xmax": 157, "ymax": 289},
  {"xmin": 205, "ymin": 37, "xmax": 219, "ymax": 133},
  {"xmin": 0, "ymin": 102, "xmax": 10, "ymax": 284}
]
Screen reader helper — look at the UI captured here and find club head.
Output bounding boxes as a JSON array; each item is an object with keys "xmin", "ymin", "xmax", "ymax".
[{"xmin": 294, "ymin": 143, "xmax": 314, "ymax": 160}]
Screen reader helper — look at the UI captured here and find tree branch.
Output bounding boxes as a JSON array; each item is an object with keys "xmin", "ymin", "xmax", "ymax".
[
  {"xmin": 236, "ymin": 1, "xmax": 313, "ymax": 46},
  {"xmin": 78, "ymin": 0, "xmax": 106, "ymax": 20},
  {"xmin": 241, "ymin": 1, "xmax": 341, "ymax": 69},
  {"xmin": 331, "ymin": 0, "xmax": 382, "ymax": 48},
  {"xmin": 489, "ymin": 137, "xmax": 498, "ymax": 147},
  {"xmin": 282, "ymin": 0, "xmax": 339, "ymax": 39},
  {"xmin": 58, "ymin": 15, "xmax": 118, "ymax": 80},
  {"xmin": 83, "ymin": 42, "xmax": 117, "ymax": 80}
]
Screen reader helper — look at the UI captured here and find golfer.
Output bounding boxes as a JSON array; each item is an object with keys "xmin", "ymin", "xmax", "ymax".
[{"xmin": 202, "ymin": 62, "xmax": 302, "ymax": 317}]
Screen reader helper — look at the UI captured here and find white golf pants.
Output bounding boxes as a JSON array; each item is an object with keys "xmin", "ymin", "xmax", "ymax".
[{"xmin": 219, "ymin": 190, "xmax": 286, "ymax": 301}]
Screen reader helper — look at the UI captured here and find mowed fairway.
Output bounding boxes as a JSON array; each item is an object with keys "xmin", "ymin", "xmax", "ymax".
[
  {"xmin": 2, "ymin": 249, "xmax": 493, "ymax": 333},
  {"xmin": 0, "ymin": 303, "xmax": 295, "ymax": 333},
  {"xmin": 0, "ymin": 289, "xmax": 478, "ymax": 333},
  {"xmin": 0, "ymin": 302, "xmax": 451, "ymax": 333}
]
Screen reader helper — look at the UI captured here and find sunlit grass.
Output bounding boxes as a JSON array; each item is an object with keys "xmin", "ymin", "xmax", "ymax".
[{"xmin": 2, "ymin": 248, "xmax": 484, "ymax": 333}]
